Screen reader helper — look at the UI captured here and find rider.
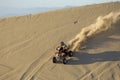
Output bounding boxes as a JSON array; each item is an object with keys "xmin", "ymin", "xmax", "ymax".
[{"xmin": 56, "ymin": 41, "xmax": 67, "ymax": 50}]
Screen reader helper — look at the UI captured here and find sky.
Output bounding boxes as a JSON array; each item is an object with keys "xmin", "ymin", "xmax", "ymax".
[
  {"xmin": 0, "ymin": 0, "xmax": 119, "ymax": 8},
  {"xmin": 0, "ymin": 0, "xmax": 119, "ymax": 18}
]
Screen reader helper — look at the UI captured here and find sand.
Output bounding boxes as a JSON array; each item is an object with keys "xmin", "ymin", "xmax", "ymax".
[{"xmin": 0, "ymin": 2, "xmax": 120, "ymax": 80}]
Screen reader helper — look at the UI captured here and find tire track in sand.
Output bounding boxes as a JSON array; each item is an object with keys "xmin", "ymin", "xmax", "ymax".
[
  {"xmin": 78, "ymin": 62, "xmax": 118, "ymax": 80},
  {"xmin": 96, "ymin": 63, "xmax": 119, "ymax": 80},
  {"xmin": 20, "ymin": 48, "xmax": 53, "ymax": 80}
]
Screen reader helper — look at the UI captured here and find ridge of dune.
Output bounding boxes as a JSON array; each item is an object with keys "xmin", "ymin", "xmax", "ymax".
[{"xmin": 0, "ymin": 2, "xmax": 120, "ymax": 80}]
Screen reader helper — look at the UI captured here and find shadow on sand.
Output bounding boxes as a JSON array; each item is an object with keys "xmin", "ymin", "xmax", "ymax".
[
  {"xmin": 67, "ymin": 20, "xmax": 120, "ymax": 65},
  {"xmin": 68, "ymin": 51, "xmax": 120, "ymax": 65}
]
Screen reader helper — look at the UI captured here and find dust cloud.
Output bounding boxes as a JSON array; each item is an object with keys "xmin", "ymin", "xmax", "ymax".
[{"xmin": 69, "ymin": 12, "xmax": 120, "ymax": 51}]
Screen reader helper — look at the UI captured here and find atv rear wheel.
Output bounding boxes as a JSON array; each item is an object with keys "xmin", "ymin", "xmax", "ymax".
[{"xmin": 68, "ymin": 51, "xmax": 73, "ymax": 57}]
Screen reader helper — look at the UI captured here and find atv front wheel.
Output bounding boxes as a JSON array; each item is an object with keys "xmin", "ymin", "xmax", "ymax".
[
  {"xmin": 63, "ymin": 58, "xmax": 67, "ymax": 64},
  {"xmin": 53, "ymin": 57, "xmax": 57, "ymax": 63}
]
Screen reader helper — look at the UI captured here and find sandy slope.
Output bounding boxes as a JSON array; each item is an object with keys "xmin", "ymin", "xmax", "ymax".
[{"xmin": 0, "ymin": 2, "xmax": 120, "ymax": 80}]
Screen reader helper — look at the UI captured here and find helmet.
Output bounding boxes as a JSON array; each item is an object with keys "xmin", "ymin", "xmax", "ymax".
[{"xmin": 60, "ymin": 41, "xmax": 65, "ymax": 46}]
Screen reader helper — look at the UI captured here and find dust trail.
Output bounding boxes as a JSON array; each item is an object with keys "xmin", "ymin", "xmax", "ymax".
[{"xmin": 69, "ymin": 12, "xmax": 120, "ymax": 51}]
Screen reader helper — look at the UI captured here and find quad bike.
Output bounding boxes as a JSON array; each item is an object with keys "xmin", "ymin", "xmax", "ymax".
[{"xmin": 52, "ymin": 45, "xmax": 73, "ymax": 64}]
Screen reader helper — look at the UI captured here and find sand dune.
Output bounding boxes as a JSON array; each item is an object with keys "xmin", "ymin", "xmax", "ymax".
[{"xmin": 0, "ymin": 2, "xmax": 120, "ymax": 80}]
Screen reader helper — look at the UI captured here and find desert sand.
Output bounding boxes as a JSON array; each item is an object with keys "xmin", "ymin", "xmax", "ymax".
[{"xmin": 0, "ymin": 2, "xmax": 120, "ymax": 80}]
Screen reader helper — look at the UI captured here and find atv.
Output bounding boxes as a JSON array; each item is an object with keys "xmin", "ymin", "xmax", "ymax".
[{"xmin": 52, "ymin": 45, "xmax": 73, "ymax": 64}]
